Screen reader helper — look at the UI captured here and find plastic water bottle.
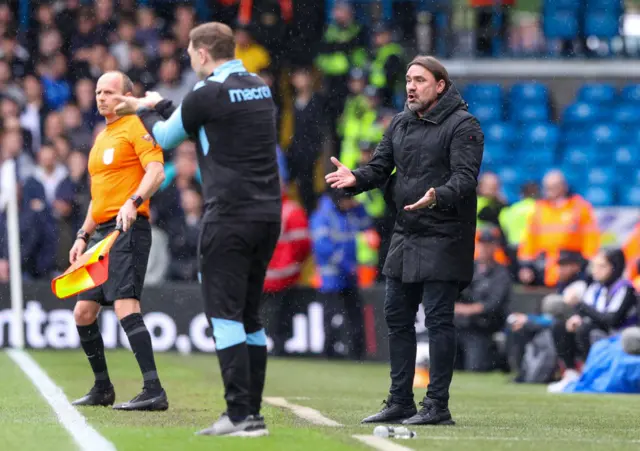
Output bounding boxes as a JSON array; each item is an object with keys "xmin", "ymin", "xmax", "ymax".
[{"xmin": 373, "ymin": 425, "xmax": 417, "ymax": 439}]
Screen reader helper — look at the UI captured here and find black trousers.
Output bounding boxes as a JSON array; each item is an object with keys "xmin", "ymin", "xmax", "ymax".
[
  {"xmin": 262, "ymin": 288, "xmax": 295, "ymax": 356},
  {"xmin": 320, "ymin": 288, "xmax": 365, "ymax": 360},
  {"xmin": 507, "ymin": 324, "xmax": 541, "ymax": 378},
  {"xmin": 551, "ymin": 319, "xmax": 606, "ymax": 370},
  {"xmin": 385, "ymin": 277, "xmax": 458, "ymax": 407},
  {"xmin": 455, "ymin": 327, "xmax": 496, "ymax": 372},
  {"xmin": 198, "ymin": 220, "xmax": 280, "ymax": 417}
]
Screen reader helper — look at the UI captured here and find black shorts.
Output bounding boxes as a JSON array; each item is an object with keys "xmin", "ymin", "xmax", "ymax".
[
  {"xmin": 198, "ymin": 221, "xmax": 280, "ymax": 334},
  {"xmin": 78, "ymin": 216, "xmax": 152, "ymax": 306}
]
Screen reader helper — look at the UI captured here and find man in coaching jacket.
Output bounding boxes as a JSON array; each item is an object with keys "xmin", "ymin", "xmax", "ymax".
[{"xmin": 326, "ymin": 55, "xmax": 484, "ymax": 426}]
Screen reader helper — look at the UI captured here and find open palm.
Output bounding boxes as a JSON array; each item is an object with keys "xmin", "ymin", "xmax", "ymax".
[{"xmin": 325, "ymin": 157, "xmax": 356, "ymax": 189}]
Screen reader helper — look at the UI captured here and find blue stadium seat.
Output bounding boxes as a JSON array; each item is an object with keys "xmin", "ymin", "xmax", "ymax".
[
  {"xmin": 523, "ymin": 123, "xmax": 560, "ymax": 150},
  {"xmin": 483, "ymin": 143, "xmax": 510, "ymax": 165},
  {"xmin": 586, "ymin": 0, "xmax": 624, "ymax": 13},
  {"xmin": 510, "ymin": 83, "xmax": 549, "ymax": 104},
  {"xmin": 585, "ymin": 12, "xmax": 621, "ymax": 38},
  {"xmin": 577, "ymin": 83, "xmax": 616, "ymax": 104},
  {"xmin": 469, "ymin": 104, "xmax": 502, "ymax": 124},
  {"xmin": 562, "ymin": 145, "xmax": 596, "ymax": 165},
  {"xmin": 543, "ymin": 11, "xmax": 579, "ymax": 39},
  {"xmin": 614, "ymin": 144, "xmax": 640, "ymax": 166},
  {"xmin": 517, "ymin": 148, "xmax": 556, "ymax": 166},
  {"xmin": 613, "ymin": 104, "xmax": 640, "ymax": 126},
  {"xmin": 620, "ymin": 168, "xmax": 640, "ymax": 186},
  {"xmin": 561, "ymin": 128, "xmax": 592, "ymax": 145},
  {"xmin": 512, "ymin": 103, "xmax": 549, "ymax": 124},
  {"xmin": 591, "ymin": 123, "xmax": 622, "ymax": 146},
  {"xmin": 485, "ymin": 122, "xmax": 516, "ymax": 144},
  {"xmin": 463, "ymin": 83, "xmax": 502, "ymax": 104},
  {"xmin": 495, "ymin": 165, "xmax": 522, "ymax": 186},
  {"xmin": 583, "ymin": 185, "xmax": 615, "ymax": 207},
  {"xmin": 563, "ymin": 102, "xmax": 604, "ymax": 123},
  {"xmin": 559, "ymin": 166, "xmax": 587, "ymax": 191},
  {"xmin": 620, "ymin": 185, "xmax": 640, "ymax": 206},
  {"xmin": 544, "ymin": 0, "xmax": 582, "ymax": 13},
  {"xmin": 620, "ymin": 84, "xmax": 640, "ymax": 103},
  {"xmin": 587, "ymin": 166, "xmax": 616, "ymax": 186}
]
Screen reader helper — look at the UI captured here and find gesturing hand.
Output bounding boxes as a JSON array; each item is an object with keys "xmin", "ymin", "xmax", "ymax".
[
  {"xmin": 325, "ymin": 157, "xmax": 356, "ymax": 189},
  {"xmin": 404, "ymin": 187, "xmax": 436, "ymax": 211}
]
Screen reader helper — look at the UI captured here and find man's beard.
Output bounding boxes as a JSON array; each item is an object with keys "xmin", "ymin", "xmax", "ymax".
[{"xmin": 407, "ymin": 97, "xmax": 436, "ymax": 114}]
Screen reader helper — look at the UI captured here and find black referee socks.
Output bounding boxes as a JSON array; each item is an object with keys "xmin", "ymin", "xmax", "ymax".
[
  {"xmin": 120, "ymin": 313, "xmax": 163, "ymax": 394},
  {"xmin": 77, "ymin": 321, "xmax": 111, "ymax": 389}
]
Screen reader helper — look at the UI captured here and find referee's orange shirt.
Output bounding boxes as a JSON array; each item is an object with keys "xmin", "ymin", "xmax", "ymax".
[{"xmin": 88, "ymin": 115, "xmax": 164, "ymax": 224}]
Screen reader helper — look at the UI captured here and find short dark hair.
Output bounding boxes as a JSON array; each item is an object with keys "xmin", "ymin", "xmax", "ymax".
[
  {"xmin": 189, "ymin": 22, "xmax": 235, "ymax": 61},
  {"xmin": 407, "ymin": 55, "xmax": 451, "ymax": 93}
]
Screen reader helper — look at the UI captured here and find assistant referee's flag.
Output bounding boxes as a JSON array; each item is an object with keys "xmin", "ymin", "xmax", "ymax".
[{"xmin": 51, "ymin": 225, "xmax": 122, "ymax": 299}]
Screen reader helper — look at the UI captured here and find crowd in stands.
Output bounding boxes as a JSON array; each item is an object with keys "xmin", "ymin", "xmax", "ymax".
[{"xmin": 0, "ymin": 0, "xmax": 638, "ymax": 373}]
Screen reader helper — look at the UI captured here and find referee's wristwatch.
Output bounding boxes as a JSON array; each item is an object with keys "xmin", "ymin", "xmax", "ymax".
[
  {"xmin": 76, "ymin": 229, "xmax": 90, "ymax": 243},
  {"xmin": 130, "ymin": 195, "xmax": 144, "ymax": 208}
]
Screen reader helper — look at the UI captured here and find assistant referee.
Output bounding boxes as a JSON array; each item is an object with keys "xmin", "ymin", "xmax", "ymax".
[
  {"xmin": 69, "ymin": 71, "xmax": 168, "ymax": 411},
  {"xmin": 114, "ymin": 22, "xmax": 281, "ymax": 437}
]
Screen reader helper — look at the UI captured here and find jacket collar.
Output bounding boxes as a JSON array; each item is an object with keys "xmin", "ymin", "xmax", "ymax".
[{"xmin": 404, "ymin": 84, "xmax": 468, "ymax": 125}]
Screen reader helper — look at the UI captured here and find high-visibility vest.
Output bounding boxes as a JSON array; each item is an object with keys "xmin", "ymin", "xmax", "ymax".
[
  {"xmin": 499, "ymin": 198, "xmax": 536, "ymax": 246},
  {"xmin": 369, "ymin": 43, "xmax": 404, "ymax": 89},
  {"xmin": 315, "ymin": 23, "xmax": 368, "ymax": 76},
  {"xmin": 518, "ymin": 195, "xmax": 600, "ymax": 287},
  {"xmin": 623, "ymin": 224, "xmax": 640, "ymax": 281}
]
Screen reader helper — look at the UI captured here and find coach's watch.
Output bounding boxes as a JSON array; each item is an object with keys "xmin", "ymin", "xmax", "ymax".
[
  {"xmin": 76, "ymin": 229, "xmax": 90, "ymax": 242},
  {"xmin": 130, "ymin": 195, "xmax": 144, "ymax": 208}
]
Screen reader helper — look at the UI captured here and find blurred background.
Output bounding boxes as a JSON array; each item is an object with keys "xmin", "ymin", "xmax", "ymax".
[{"xmin": 0, "ymin": 1, "xmax": 639, "ymax": 376}]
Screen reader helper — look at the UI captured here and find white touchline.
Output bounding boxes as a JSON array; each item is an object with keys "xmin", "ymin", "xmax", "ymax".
[
  {"xmin": 7, "ymin": 349, "xmax": 117, "ymax": 451},
  {"xmin": 352, "ymin": 435, "xmax": 415, "ymax": 451},
  {"xmin": 263, "ymin": 397, "xmax": 343, "ymax": 427}
]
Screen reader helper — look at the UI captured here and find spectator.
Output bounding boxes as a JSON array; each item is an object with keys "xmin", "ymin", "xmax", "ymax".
[
  {"xmin": 287, "ymin": 66, "xmax": 324, "ymax": 214},
  {"xmin": 1, "ymin": 27, "xmax": 30, "ymax": 79},
  {"xmin": 477, "ymin": 172, "xmax": 507, "ymax": 230},
  {"xmin": 234, "ymin": 24, "xmax": 271, "ymax": 74},
  {"xmin": 2, "ymin": 109, "xmax": 34, "ymax": 159},
  {"xmin": 499, "ymin": 181, "xmax": 539, "ymax": 274},
  {"xmin": 153, "ymin": 57, "xmax": 192, "ymax": 106},
  {"xmin": 74, "ymin": 78, "xmax": 100, "ymax": 132},
  {"xmin": 169, "ymin": 186, "xmax": 202, "ymax": 281},
  {"xmin": 39, "ymin": 53, "xmax": 72, "ymax": 111},
  {"xmin": 470, "ymin": 0, "xmax": 514, "ymax": 57},
  {"xmin": 135, "ymin": 7, "xmax": 161, "ymax": 58},
  {"xmin": 69, "ymin": 6, "xmax": 99, "ymax": 58},
  {"xmin": 311, "ymin": 191, "xmax": 370, "ymax": 360},
  {"xmin": 127, "ymin": 41, "xmax": 157, "ymax": 92},
  {"xmin": 518, "ymin": 170, "xmax": 600, "ymax": 287},
  {"xmin": 0, "ymin": 58, "xmax": 25, "ymax": 105},
  {"xmin": 548, "ymin": 249, "xmax": 638, "ymax": 393},
  {"xmin": 56, "ymin": 0, "xmax": 82, "ymax": 51},
  {"xmin": 507, "ymin": 250, "xmax": 588, "ymax": 383},
  {"xmin": 111, "ymin": 15, "xmax": 138, "ymax": 72},
  {"xmin": 94, "ymin": 0, "xmax": 117, "ymax": 41},
  {"xmin": 43, "ymin": 111, "xmax": 65, "ymax": 144},
  {"xmin": 368, "ymin": 23, "xmax": 405, "ymax": 109},
  {"xmin": 622, "ymin": 223, "xmax": 640, "ymax": 290},
  {"xmin": 66, "ymin": 150, "xmax": 90, "ymax": 231},
  {"xmin": 1, "ymin": 130, "xmax": 34, "ymax": 181},
  {"xmin": 337, "ymin": 68, "xmax": 374, "ymax": 168},
  {"xmin": 61, "ymin": 103, "xmax": 93, "ymax": 151},
  {"xmin": 32, "ymin": 143, "xmax": 68, "ymax": 206},
  {"xmin": 52, "ymin": 175, "xmax": 76, "ymax": 274},
  {"xmin": 20, "ymin": 75, "xmax": 48, "ymax": 153},
  {"xmin": 455, "ymin": 227, "xmax": 512, "ymax": 372},
  {"xmin": 263, "ymin": 169, "xmax": 312, "ymax": 356},
  {"xmin": 0, "ymin": 176, "xmax": 57, "ymax": 281}
]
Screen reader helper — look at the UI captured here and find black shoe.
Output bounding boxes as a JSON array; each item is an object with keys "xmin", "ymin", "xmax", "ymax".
[
  {"xmin": 402, "ymin": 398, "xmax": 455, "ymax": 426},
  {"xmin": 113, "ymin": 388, "xmax": 169, "ymax": 411},
  {"xmin": 361, "ymin": 397, "xmax": 417, "ymax": 424},
  {"xmin": 72, "ymin": 384, "xmax": 115, "ymax": 407}
]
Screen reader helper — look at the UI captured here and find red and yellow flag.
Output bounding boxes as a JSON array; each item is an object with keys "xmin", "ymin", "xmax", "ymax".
[{"xmin": 51, "ymin": 229, "xmax": 121, "ymax": 299}]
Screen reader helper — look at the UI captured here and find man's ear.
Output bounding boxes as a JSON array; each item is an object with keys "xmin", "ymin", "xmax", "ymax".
[{"xmin": 437, "ymin": 79, "xmax": 446, "ymax": 94}]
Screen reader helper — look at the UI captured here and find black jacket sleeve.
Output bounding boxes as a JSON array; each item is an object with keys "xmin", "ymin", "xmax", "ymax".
[
  {"xmin": 154, "ymin": 99, "xmax": 177, "ymax": 120},
  {"xmin": 434, "ymin": 116, "xmax": 484, "ymax": 210},
  {"xmin": 576, "ymin": 286, "xmax": 638, "ymax": 331},
  {"xmin": 348, "ymin": 116, "xmax": 398, "ymax": 195}
]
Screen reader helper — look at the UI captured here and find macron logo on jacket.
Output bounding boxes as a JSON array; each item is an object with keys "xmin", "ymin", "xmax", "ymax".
[{"xmin": 228, "ymin": 87, "xmax": 272, "ymax": 103}]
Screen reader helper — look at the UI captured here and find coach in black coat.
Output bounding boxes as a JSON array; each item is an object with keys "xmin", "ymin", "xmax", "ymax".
[{"xmin": 326, "ymin": 56, "xmax": 484, "ymax": 426}]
